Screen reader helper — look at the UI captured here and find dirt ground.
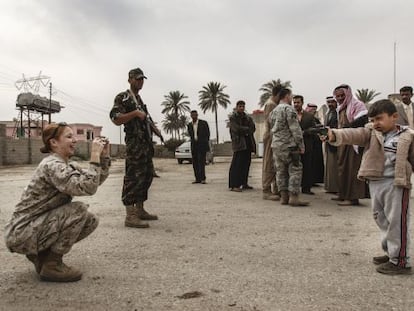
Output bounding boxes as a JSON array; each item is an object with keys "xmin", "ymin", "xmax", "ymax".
[{"xmin": 1, "ymin": 157, "xmax": 414, "ymax": 311}]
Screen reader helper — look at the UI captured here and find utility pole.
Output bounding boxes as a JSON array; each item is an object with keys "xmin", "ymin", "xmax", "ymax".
[{"xmin": 49, "ymin": 82, "xmax": 52, "ymax": 123}]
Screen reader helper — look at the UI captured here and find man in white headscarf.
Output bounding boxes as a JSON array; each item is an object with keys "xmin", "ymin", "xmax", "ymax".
[{"xmin": 332, "ymin": 84, "xmax": 369, "ymax": 206}]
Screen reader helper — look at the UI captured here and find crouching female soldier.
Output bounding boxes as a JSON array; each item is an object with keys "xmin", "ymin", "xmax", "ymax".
[{"xmin": 4, "ymin": 122, "xmax": 110, "ymax": 282}]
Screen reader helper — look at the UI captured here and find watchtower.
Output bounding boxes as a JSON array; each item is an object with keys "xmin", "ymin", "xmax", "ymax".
[{"xmin": 14, "ymin": 92, "xmax": 62, "ymax": 138}]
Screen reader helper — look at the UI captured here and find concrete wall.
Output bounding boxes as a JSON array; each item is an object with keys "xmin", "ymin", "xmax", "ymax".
[
  {"xmin": 0, "ymin": 139, "xmax": 127, "ymax": 166},
  {"xmin": 2, "ymin": 137, "xmax": 46, "ymax": 165},
  {"xmin": 0, "ymin": 123, "xmax": 235, "ymax": 166},
  {"xmin": 0, "ymin": 124, "xmax": 127, "ymax": 166}
]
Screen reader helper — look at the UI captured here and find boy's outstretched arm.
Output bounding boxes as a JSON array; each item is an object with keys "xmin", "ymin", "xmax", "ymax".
[{"xmin": 327, "ymin": 127, "xmax": 371, "ymax": 147}]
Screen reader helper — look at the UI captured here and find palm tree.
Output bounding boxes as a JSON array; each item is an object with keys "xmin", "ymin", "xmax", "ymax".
[
  {"xmin": 258, "ymin": 79, "xmax": 291, "ymax": 107},
  {"xmin": 161, "ymin": 91, "xmax": 191, "ymax": 116},
  {"xmin": 199, "ymin": 81, "xmax": 230, "ymax": 143},
  {"xmin": 356, "ymin": 88, "xmax": 381, "ymax": 105},
  {"xmin": 161, "ymin": 113, "xmax": 189, "ymax": 139},
  {"xmin": 162, "ymin": 113, "xmax": 179, "ymax": 139}
]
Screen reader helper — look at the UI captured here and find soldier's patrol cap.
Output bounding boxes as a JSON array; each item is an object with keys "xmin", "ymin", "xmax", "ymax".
[{"xmin": 128, "ymin": 68, "xmax": 147, "ymax": 80}]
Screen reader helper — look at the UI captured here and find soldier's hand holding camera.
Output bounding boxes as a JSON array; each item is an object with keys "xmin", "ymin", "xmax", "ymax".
[
  {"xmin": 90, "ymin": 137, "xmax": 109, "ymax": 163},
  {"xmin": 99, "ymin": 137, "xmax": 110, "ymax": 157}
]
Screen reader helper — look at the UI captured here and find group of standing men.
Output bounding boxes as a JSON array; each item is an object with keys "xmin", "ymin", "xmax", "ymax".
[
  {"xmin": 261, "ymin": 84, "xmax": 414, "ymax": 207},
  {"xmin": 261, "ymin": 84, "xmax": 367, "ymax": 206}
]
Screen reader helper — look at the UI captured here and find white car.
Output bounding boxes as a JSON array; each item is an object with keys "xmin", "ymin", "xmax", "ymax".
[{"xmin": 175, "ymin": 141, "xmax": 214, "ymax": 164}]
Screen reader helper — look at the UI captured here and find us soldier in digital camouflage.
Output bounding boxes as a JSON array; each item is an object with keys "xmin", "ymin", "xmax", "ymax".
[
  {"xmin": 262, "ymin": 85, "xmax": 282, "ymax": 201},
  {"xmin": 4, "ymin": 122, "xmax": 110, "ymax": 282},
  {"xmin": 269, "ymin": 88, "xmax": 309, "ymax": 206},
  {"xmin": 110, "ymin": 67, "xmax": 159, "ymax": 228}
]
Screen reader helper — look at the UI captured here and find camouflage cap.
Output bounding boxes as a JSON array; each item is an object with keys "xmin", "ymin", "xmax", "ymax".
[{"xmin": 128, "ymin": 68, "xmax": 147, "ymax": 80}]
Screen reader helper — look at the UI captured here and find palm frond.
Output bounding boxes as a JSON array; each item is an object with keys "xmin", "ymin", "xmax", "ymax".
[{"xmin": 258, "ymin": 79, "xmax": 291, "ymax": 107}]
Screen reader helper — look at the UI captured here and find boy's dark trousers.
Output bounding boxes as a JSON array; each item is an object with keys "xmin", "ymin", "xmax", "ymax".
[{"xmin": 369, "ymin": 178, "xmax": 411, "ymax": 267}]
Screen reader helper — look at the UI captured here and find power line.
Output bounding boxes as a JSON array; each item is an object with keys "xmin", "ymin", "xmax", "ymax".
[
  {"xmin": 53, "ymin": 86, "xmax": 109, "ymax": 114},
  {"xmin": 52, "ymin": 94, "xmax": 108, "ymax": 117}
]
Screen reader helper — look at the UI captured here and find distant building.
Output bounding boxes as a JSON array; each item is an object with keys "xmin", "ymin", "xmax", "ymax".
[
  {"xmin": 250, "ymin": 110, "xmax": 265, "ymax": 156},
  {"xmin": 70, "ymin": 123, "xmax": 102, "ymax": 141},
  {"xmin": 0, "ymin": 120, "xmax": 45, "ymax": 138},
  {"xmin": 0, "ymin": 121, "xmax": 102, "ymax": 141}
]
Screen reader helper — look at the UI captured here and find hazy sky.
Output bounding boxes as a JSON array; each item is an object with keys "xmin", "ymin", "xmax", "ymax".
[{"xmin": 0, "ymin": 0, "xmax": 413, "ymax": 143}]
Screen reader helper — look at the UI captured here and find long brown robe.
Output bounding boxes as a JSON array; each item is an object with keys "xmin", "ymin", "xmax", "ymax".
[
  {"xmin": 324, "ymin": 109, "xmax": 339, "ymax": 193},
  {"xmin": 337, "ymin": 109, "xmax": 367, "ymax": 200},
  {"xmin": 262, "ymin": 98, "xmax": 277, "ymax": 193},
  {"xmin": 324, "ymin": 146, "xmax": 339, "ymax": 193}
]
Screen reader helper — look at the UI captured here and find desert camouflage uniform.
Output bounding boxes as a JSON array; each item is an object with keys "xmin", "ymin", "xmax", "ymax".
[
  {"xmin": 270, "ymin": 102, "xmax": 305, "ymax": 194},
  {"xmin": 110, "ymin": 90, "xmax": 154, "ymax": 205},
  {"xmin": 4, "ymin": 154, "xmax": 110, "ymax": 255}
]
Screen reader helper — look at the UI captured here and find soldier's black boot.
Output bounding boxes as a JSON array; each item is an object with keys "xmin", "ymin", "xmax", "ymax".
[{"xmin": 136, "ymin": 202, "xmax": 158, "ymax": 221}]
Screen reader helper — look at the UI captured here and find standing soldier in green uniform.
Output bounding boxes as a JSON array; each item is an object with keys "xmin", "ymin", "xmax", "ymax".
[
  {"xmin": 270, "ymin": 88, "xmax": 309, "ymax": 206},
  {"xmin": 110, "ymin": 67, "xmax": 159, "ymax": 228}
]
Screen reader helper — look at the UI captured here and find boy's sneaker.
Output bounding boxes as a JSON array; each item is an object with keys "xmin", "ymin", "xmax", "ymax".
[
  {"xmin": 376, "ymin": 261, "xmax": 412, "ymax": 275},
  {"xmin": 372, "ymin": 255, "xmax": 389, "ymax": 265}
]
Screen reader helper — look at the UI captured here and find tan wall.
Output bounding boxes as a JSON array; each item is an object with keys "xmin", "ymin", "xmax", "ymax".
[
  {"xmin": 1, "ymin": 124, "xmax": 240, "ymax": 165},
  {"xmin": 0, "ymin": 125, "xmax": 127, "ymax": 166},
  {"xmin": 213, "ymin": 142, "xmax": 233, "ymax": 156},
  {"xmin": 2, "ymin": 137, "xmax": 46, "ymax": 165}
]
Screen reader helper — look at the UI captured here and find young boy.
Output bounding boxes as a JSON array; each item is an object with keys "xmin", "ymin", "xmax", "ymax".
[{"xmin": 327, "ymin": 99, "xmax": 414, "ymax": 275}]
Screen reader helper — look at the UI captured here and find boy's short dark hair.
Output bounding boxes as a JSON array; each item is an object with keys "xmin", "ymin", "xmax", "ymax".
[
  {"xmin": 236, "ymin": 100, "xmax": 246, "ymax": 106},
  {"xmin": 191, "ymin": 110, "xmax": 198, "ymax": 114},
  {"xmin": 400, "ymin": 86, "xmax": 413, "ymax": 94},
  {"xmin": 368, "ymin": 99, "xmax": 397, "ymax": 118},
  {"xmin": 278, "ymin": 88, "xmax": 291, "ymax": 100}
]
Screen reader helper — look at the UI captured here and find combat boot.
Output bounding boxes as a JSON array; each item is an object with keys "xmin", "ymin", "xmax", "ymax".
[
  {"xmin": 39, "ymin": 251, "xmax": 82, "ymax": 282},
  {"xmin": 262, "ymin": 191, "xmax": 280, "ymax": 201},
  {"xmin": 280, "ymin": 191, "xmax": 289, "ymax": 205},
  {"xmin": 288, "ymin": 193, "xmax": 309, "ymax": 206},
  {"xmin": 26, "ymin": 249, "xmax": 49, "ymax": 274},
  {"xmin": 125, "ymin": 205, "xmax": 149, "ymax": 228},
  {"xmin": 136, "ymin": 202, "xmax": 158, "ymax": 221}
]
